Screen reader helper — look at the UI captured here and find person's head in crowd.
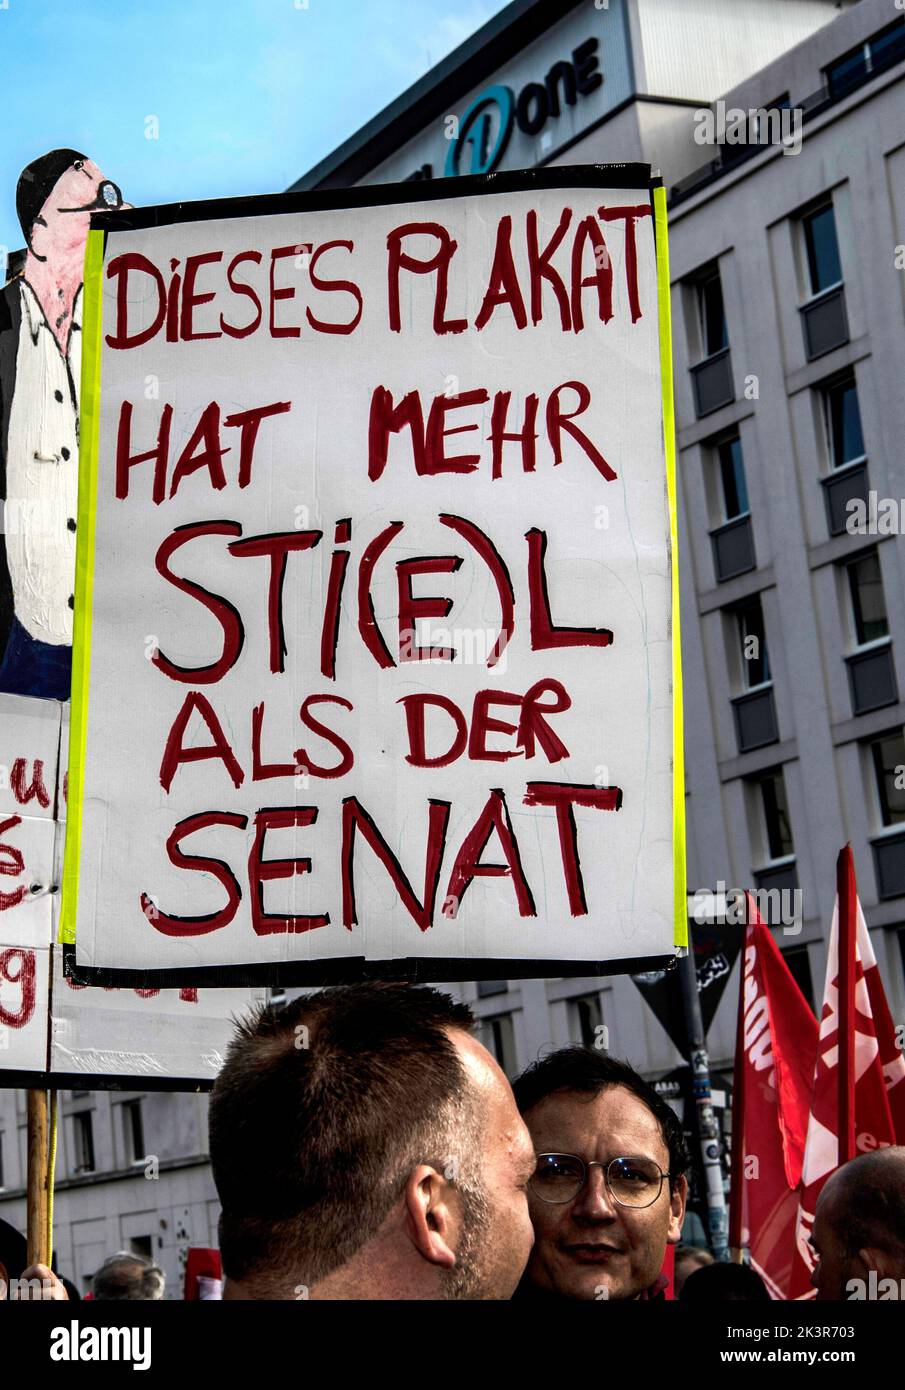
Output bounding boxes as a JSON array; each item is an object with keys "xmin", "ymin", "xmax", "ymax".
[
  {"xmin": 209, "ymin": 982, "xmax": 536, "ymax": 1300},
  {"xmin": 512, "ymin": 1047, "xmax": 688, "ymax": 1301},
  {"xmin": 679, "ymin": 1260, "xmax": 770, "ymax": 1301},
  {"xmin": 674, "ymin": 1242, "xmax": 714, "ymax": 1295},
  {"xmin": 810, "ymin": 1146, "xmax": 905, "ymax": 1300},
  {"xmin": 92, "ymin": 1253, "xmax": 165, "ymax": 1301}
]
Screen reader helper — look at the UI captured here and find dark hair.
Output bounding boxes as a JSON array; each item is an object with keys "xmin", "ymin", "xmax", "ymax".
[
  {"xmin": 512, "ymin": 1047, "xmax": 689, "ymax": 1190},
  {"xmin": 92, "ymin": 1253, "xmax": 165, "ymax": 1301},
  {"xmin": 209, "ymin": 982, "xmax": 476, "ymax": 1289},
  {"xmin": 679, "ymin": 1260, "xmax": 770, "ymax": 1302},
  {"xmin": 16, "ymin": 149, "xmax": 87, "ymax": 242}
]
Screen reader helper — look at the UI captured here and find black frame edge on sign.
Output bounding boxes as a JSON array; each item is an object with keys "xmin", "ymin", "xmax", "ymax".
[
  {"xmin": 89, "ymin": 162, "xmax": 655, "ymax": 234},
  {"xmin": 62, "ymin": 944, "xmax": 678, "ymax": 991},
  {"xmin": 0, "ymin": 1068, "xmax": 214, "ymax": 1094}
]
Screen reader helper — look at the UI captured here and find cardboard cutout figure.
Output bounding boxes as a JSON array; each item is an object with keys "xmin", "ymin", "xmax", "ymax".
[{"xmin": 0, "ymin": 150, "xmax": 125, "ymax": 699}]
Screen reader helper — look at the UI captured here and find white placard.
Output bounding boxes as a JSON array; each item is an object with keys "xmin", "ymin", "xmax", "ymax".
[
  {"xmin": 67, "ymin": 172, "xmax": 678, "ymax": 974},
  {"xmin": 0, "ymin": 944, "xmax": 49, "ymax": 1072},
  {"xmin": 1, "ymin": 692, "xmax": 62, "ymax": 947},
  {"xmin": 50, "ymin": 950, "xmax": 263, "ymax": 1079}
]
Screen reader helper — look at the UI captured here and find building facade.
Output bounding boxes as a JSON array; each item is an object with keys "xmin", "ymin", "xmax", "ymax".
[
  {"xmin": 4, "ymin": 0, "xmax": 905, "ymax": 1288},
  {"xmin": 288, "ymin": 0, "xmax": 905, "ymax": 1075}
]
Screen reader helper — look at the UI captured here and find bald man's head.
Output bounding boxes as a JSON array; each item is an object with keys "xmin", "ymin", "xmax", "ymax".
[{"xmin": 811, "ymin": 1147, "xmax": 905, "ymax": 1300}]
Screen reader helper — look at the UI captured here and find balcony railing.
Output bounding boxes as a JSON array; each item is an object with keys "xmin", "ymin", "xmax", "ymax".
[
  {"xmin": 846, "ymin": 640, "xmax": 898, "ymax": 716},
  {"xmin": 711, "ymin": 513, "xmax": 756, "ymax": 582},
  {"xmin": 800, "ymin": 284, "xmax": 849, "ymax": 361},
  {"xmin": 821, "ymin": 458, "xmax": 869, "ymax": 538},
  {"xmin": 732, "ymin": 685, "xmax": 779, "ymax": 753},
  {"xmin": 753, "ymin": 858, "xmax": 799, "ymax": 899},
  {"xmin": 691, "ymin": 346, "xmax": 734, "ymax": 418}
]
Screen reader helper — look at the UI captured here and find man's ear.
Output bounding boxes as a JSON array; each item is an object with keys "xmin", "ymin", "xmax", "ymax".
[
  {"xmin": 402, "ymin": 1164, "xmax": 458, "ymax": 1270},
  {"xmin": 0, "ymin": 1259, "xmax": 8, "ymax": 1299},
  {"xmin": 667, "ymin": 1174, "xmax": 688, "ymax": 1244}
]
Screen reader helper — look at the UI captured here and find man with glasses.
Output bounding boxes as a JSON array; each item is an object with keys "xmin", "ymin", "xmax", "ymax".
[{"xmin": 512, "ymin": 1048, "xmax": 689, "ymax": 1300}]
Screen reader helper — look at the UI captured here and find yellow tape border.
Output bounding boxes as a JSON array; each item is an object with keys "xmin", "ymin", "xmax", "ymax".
[
  {"xmin": 654, "ymin": 184, "xmax": 688, "ymax": 951},
  {"xmin": 60, "ymin": 227, "xmax": 104, "ymax": 946}
]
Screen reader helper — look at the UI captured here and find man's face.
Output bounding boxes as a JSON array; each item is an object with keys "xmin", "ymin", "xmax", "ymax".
[
  {"xmin": 810, "ymin": 1184, "xmax": 852, "ymax": 1300},
  {"xmin": 448, "ymin": 1030, "xmax": 536, "ymax": 1299},
  {"xmin": 522, "ymin": 1085, "xmax": 686, "ymax": 1300}
]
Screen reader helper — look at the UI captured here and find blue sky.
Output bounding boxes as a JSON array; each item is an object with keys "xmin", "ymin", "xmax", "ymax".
[{"xmin": 1, "ymin": 0, "xmax": 505, "ymax": 253}]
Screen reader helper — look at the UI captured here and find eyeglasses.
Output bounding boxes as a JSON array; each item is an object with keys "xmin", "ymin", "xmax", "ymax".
[{"xmin": 529, "ymin": 1153, "xmax": 671, "ymax": 1208}]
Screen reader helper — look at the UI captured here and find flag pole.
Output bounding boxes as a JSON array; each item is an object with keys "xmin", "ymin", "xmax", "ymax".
[
  {"xmin": 26, "ymin": 1088, "xmax": 50, "ymax": 1268},
  {"xmin": 728, "ymin": 907, "xmax": 748, "ymax": 1263},
  {"xmin": 837, "ymin": 846, "xmax": 856, "ymax": 1166}
]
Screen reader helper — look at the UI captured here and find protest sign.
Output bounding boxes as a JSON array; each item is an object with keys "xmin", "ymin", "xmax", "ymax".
[
  {"xmin": 62, "ymin": 166, "xmax": 684, "ymax": 982},
  {"xmin": 0, "ymin": 940, "xmax": 263, "ymax": 1086},
  {"xmin": 0, "ymin": 693, "xmax": 263, "ymax": 1083}
]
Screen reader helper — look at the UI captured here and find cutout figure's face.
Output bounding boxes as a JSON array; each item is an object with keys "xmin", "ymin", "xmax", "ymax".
[{"xmin": 31, "ymin": 157, "xmax": 124, "ymax": 261}]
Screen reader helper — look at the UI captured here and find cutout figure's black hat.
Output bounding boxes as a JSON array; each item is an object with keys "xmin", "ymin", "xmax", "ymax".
[{"xmin": 16, "ymin": 148, "xmax": 88, "ymax": 241}]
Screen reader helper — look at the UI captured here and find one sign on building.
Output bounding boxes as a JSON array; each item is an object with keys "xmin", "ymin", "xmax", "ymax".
[{"xmin": 62, "ymin": 166, "xmax": 684, "ymax": 982}]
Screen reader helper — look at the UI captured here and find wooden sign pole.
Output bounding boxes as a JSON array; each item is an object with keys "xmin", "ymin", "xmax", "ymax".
[{"xmin": 26, "ymin": 1088, "xmax": 50, "ymax": 1267}]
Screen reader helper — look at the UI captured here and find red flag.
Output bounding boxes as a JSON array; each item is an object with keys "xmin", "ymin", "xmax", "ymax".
[
  {"xmin": 729, "ymin": 897, "xmax": 819, "ymax": 1298},
  {"xmin": 790, "ymin": 847, "xmax": 905, "ymax": 1298}
]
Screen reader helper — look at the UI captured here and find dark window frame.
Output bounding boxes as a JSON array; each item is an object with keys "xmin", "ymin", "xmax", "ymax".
[
  {"xmin": 695, "ymin": 265, "xmax": 729, "ymax": 359},
  {"xmin": 755, "ymin": 768, "xmax": 795, "ymax": 862},
  {"xmin": 847, "ymin": 549, "xmax": 889, "ymax": 647},
  {"xmin": 734, "ymin": 595, "xmax": 771, "ymax": 690},
  {"xmin": 802, "ymin": 201, "xmax": 843, "ymax": 298},
  {"xmin": 869, "ymin": 731, "xmax": 905, "ymax": 828},
  {"xmin": 823, "ymin": 374, "xmax": 865, "ymax": 471}
]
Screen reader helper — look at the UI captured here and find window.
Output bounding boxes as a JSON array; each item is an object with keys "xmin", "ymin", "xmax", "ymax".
[
  {"xmin": 569, "ymin": 993, "xmax": 603, "ymax": 1048},
  {"xmin": 716, "ymin": 436, "xmax": 749, "ymax": 520},
  {"xmin": 482, "ymin": 1014, "xmax": 517, "ymax": 1076},
  {"xmin": 847, "ymin": 551, "xmax": 888, "ymax": 645},
  {"xmin": 697, "ymin": 268, "xmax": 728, "ymax": 357},
  {"xmin": 802, "ymin": 204, "xmax": 842, "ymax": 296},
  {"xmin": 122, "ymin": 1099, "xmax": 145, "ymax": 1165},
  {"xmin": 826, "ymin": 20, "xmax": 905, "ymax": 98},
  {"xmin": 824, "ymin": 376, "xmax": 864, "ymax": 469},
  {"xmin": 72, "ymin": 1112, "xmax": 95, "ymax": 1175},
  {"xmin": 476, "ymin": 980, "xmax": 508, "ymax": 998},
  {"xmin": 826, "ymin": 43, "xmax": 869, "ymax": 97},
  {"xmin": 736, "ymin": 596, "xmax": 770, "ymax": 688},
  {"xmin": 870, "ymin": 732, "xmax": 905, "ymax": 827},
  {"xmin": 869, "ymin": 19, "xmax": 905, "ymax": 73},
  {"xmin": 757, "ymin": 770, "xmax": 794, "ymax": 861},
  {"xmin": 781, "ymin": 946, "xmax": 814, "ymax": 1012},
  {"xmin": 130, "ymin": 1235, "xmax": 153, "ymax": 1260}
]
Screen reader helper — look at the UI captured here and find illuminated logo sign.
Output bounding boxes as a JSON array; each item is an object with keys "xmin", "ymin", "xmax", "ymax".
[
  {"xmin": 445, "ymin": 85, "xmax": 515, "ymax": 177},
  {"xmin": 442, "ymin": 37, "xmax": 603, "ymax": 179}
]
